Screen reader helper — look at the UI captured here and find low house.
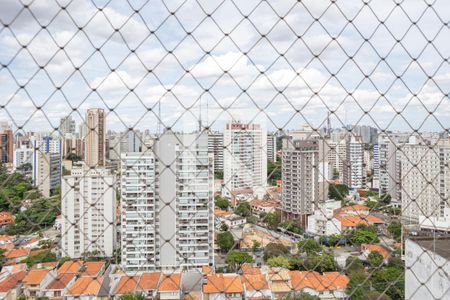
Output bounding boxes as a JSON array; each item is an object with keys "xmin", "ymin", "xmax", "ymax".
[
  {"xmin": 203, "ymin": 274, "xmax": 244, "ymax": 300},
  {"xmin": 159, "ymin": 273, "xmax": 182, "ymax": 300},
  {"xmin": 268, "ymin": 268, "xmax": 292, "ymax": 299},
  {"xmin": 79, "ymin": 261, "xmax": 106, "ymax": 277},
  {"xmin": 65, "ymin": 276, "xmax": 110, "ymax": 300},
  {"xmin": 0, "ymin": 270, "xmax": 27, "ymax": 300},
  {"xmin": 249, "ymin": 199, "xmax": 278, "ymax": 215},
  {"xmin": 241, "ymin": 273, "xmax": 271, "ymax": 300},
  {"xmin": 0, "ymin": 212, "xmax": 14, "ymax": 227},
  {"xmin": 0, "ymin": 236, "xmax": 15, "ymax": 251},
  {"xmin": 4, "ymin": 248, "xmax": 29, "ymax": 264},
  {"xmin": 215, "ymin": 209, "xmax": 246, "ymax": 228},
  {"xmin": 21, "ymin": 237, "xmax": 41, "ymax": 249},
  {"xmin": 112, "ymin": 272, "xmax": 161, "ymax": 299},
  {"xmin": 42, "ymin": 273, "xmax": 77, "ymax": 299},
  {"xmin": 289, "ymin": 271, "xmax": 349, "ymax": 300},
  {"xmin": 57, "ymin": 260, "xmax": 83, "ymax": 274},
  {"xmin": 22, "ymin": 268, "xmax": 56, "ymax": 299},
  {"xmin": 361, "ymin": 244, "xmax": 391, "ymax": 263}
]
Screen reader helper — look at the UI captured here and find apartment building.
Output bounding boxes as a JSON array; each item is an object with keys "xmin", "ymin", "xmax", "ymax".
[
  {"xmin": 121, "ymin": 131, "xmax": 214, "ymax": 272},
  {"xmin": 208, "ymin": 131, "xmax": 224, "ymax": 174},
  {"xmin": 343, "ymin": 135, "xmax": 365, "ymax": 189},
  {"xmin": 61, "ymin": 164, "xmax": 116, "ymax": 258},
  {"xmin": 400, "ymin": 137, "xmax": 450, "ymax": 223},
  {"xmin": 281, "ymin": 136, "xmax": 330, "ymax": 226},
  {"xmin": 120, "ymin": 152, "xmax": 157, "ymax": 271},
  {"xmin": 32, "ymin": 151, "xmax": 61, "ymax": 198},
  {"xmin": 0, "ymin": 122, "xmax": 13, "ymax": 165},
  {"xmin": 267, "ymin": 133, "xmax": 277, "ymax": 163},
  {"xmin": 59, "ymin": 116, "xmax": 76, "ymax": 136},
  {"xmin": 223, "ymin": 121, "xmax": 267, "ymax": 196},
  {"xmin": 84, "ymin": 108, "xmax": 106, "ymax": 167}
]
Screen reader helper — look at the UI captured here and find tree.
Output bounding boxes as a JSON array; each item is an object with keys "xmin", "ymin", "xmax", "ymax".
[
  {"xmin": 66, "ymin": 152, "xmax": 82, "ymax": 163},
  {"xmin": 0, "ymin": 249, "xmax": 6, "ymax": 270},
  {"xmin": 252, "ymin": 240, "xmax": 261, "ymax": 252},
  {"xmin": 214, "ymin": 171, "xmax": 224, "ymax": 180},
  {"xmin": 380, "ymin": 194, "xmax": 391, "ymax": 205},
  {"xmin": 319, "ymin": 235, "xmax": 344, "ymax": 247},
  {"xmin": 22, "ymin": 250, "xmax": 57, "ymax": 268},
  {"xmin": 345, "ymin": 256, "xmax": 364, "ymax": 275},
  {"xmin": 217, "ymin": 231, "xmax": 234, "ymax": 252},
  {"xmin": 367, "ymin": 251, "xmax": 384, "ymax": 268},
  {"xmin": 328, "ymin": 184, "xmax": 349, "ymax": 201},
  {"xmin": 297, "ymin": 239, "xmax": 321, "ymax": 255},
  {"xmin": 372, "ymin": 267, "xmax": 404, "ymax": 300},
  {"xmin": 263, "ymin": 212, "xmax": 281, "ymax": 230},
  {"xmin": 226, "ymin": 251, "xmax": 253, "ymax": 272},
  {"xmin": 219, "ymin": 223, "xmax": 229, "ymax": 232},
  {"xmin": 267, "ymin": 256, "xmax": 291, "ymax": 268},
  {"xmin": 267, "ymin": 160, "xmax": 281, "ymax": 183},
  {"xmin": 387, "ymin": 221, "xmax": 401, "ymax": 242},
  {"xmin": 264, "ymin": 242, "xmax": 289, "ymax": 261},
  {"xmin": 303, "ymin": 253, "xmax": 337, "ymax": 272},
  {"xmin": 348, "ymin": 225, "xmax": 380, "ymax": 245},
  {"xmin": 235, "ymin": 202, "xmax": 251, "ymax": 217},
  {"xmin": 119, "ymin": 293, "xmax": 145, "ymax": 300},
  {"xmin": 346, "ymin": 271, "xmax": 371, "ymax": 300},
  {"xmin": 280, "ymin": 220, "xmax": 304, "ymax": 235},
  {"xmin": 215, "ymin": 196, "xmax": 229, "ymax": 210}
]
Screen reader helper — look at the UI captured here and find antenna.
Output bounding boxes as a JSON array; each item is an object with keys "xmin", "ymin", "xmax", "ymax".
[
  {"xmin": 327, "ymin": 111, "xmax": 332, "ymax": 136},
  {"xmin": 198, "ymin": 97, "xmax": 202, "ymax": 132}
]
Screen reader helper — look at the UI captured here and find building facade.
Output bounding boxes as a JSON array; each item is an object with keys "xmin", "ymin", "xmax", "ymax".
[
  {"xmin": 61, "ymin": 165, "xmax": 116, "ymax": 258},
  {"xmin": 0, "ymin": 122, "xmax": 13, "ymax": 164},
  {"xmin": 84, "ymin": 108, "xmax": 106, "ymax": 167},
  {"xmin": 208, "ymin": 131, "xmax": 224, "ymax": 174},
  {"xmin": 223, "ymin": 121, "xmax": 267, "ymax": 196}
]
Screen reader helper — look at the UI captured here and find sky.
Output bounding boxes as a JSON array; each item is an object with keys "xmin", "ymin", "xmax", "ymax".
[{"xmin": 0, "ymin": 0, "xmax": 449, "ymax": 134}]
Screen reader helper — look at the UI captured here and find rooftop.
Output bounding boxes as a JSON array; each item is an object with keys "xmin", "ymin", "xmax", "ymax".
[
  {"xmin": 410, "ymin": 236, "xmax": 450, "ymax": 260},
  {"xmin": 203, "ymin": 274, "xmax": 244, "ymax": 294}
]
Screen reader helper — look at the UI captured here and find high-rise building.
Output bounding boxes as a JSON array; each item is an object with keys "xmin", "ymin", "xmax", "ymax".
[
  {"xmin": 85, "ymin": 108, "xmax": 106, "ymax": 167},
  {"xmin": 13, "ymin": 146, "xmax": 33, "ymax": 170},
  {"xmin": 121, "ymin": 131, "xmax": 214, "ymax": 272},
  {"xmin": 400, "ymin": 137, "xmax": 450, "ymax": 223},
  {"xmin": 59, "ymin": 116, "xmax": 76, "ymax": 136},
  {"xmin": 267, "ymin": 133, "xmax": 277, "ymax": 163},
  {"xmin": 343, "ymin": 135, "xmax": 365, "ymax": 189},
  {"xmin": 223, "ymin": 121, "xmax": 267, "ymax": 196},
  {"xmin": 120, "ymin": 152, "xmax": 157, "ymax": 271},
  {"xmin": 207, "ymin": 131, "xmax": 223, "ymax": 174},
  {"xmin": 33, "ymin": 151, "xmax": 61, "ymax": 198},
  {"xmin": 281, "ymin": 136, "xmax": 330, "ymax": 226},
  {"xmin": 61, "ymin": 165, "xmax": 116, "ymax": 258},
  {"xmin": 0, "ymin": 122, "xmax": 13, "ymax": 164}
]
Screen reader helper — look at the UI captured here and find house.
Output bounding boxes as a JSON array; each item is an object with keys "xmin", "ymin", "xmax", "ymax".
[
  {"xmin": 241, "ymin": 264, "xmax": 262, "ymax": 275},
  {"xmin": 214, "ymin": 209, "xmax": 246, "ymax": 228},
  {"xmin": 333, "ymin": 214, "xmax": 384, "ymax": 231},
  {"xmin": 159, "ymin": 273, "xmax": 182, "ymax": 300},
  {"xmin": 21, "ymin": 237, "xmax": 41, "ymax": 249},
  {"xmin": 57, "ymin": 260, "xmax": 83, "ymax": 274},
  {"xmin": 22, "ymin": 268, "xmax": 56, "ymax": 299},
  {"xmin": 79, "ymin": 261, "xmax": 106, "ymax": 277},
  {"xmin": 241, "ymin": 273, "xmax": 271, "ymax": 300},
  {"xmin": 42, "ymin": 273, "xmax": 77, "ymax": 299},
  {"xmin": 0, "ymin": 270, "xmax": 27, "ymax": 300},
  {"xmin": 249, "ymin": 199, "xmax": 278, "ymax": 215},
  {"xmin": 203, "ymin": 274, "xmax": 244, "ymax": 300},
  {"xmin": 0, "ymin": 212, "xmax": 14, "ymax": 227},
  {"xmin": 65, "ymin": 276, "xmax": 110, "ymax": 300},
  {"xmin": 112, "ymin": 272, "xmax": 161, "ymax": 299},
  {"xmin": 361, "ymin": 244, "xmax": 391, "ymax": 263},
  {"xmin": 0, "ymin": 236, "xmax": 15, "ymax": 251},
  {"xmin": 4, "ymin": 248, "xmax": 29, "ymax": 264},
  {"xmin": 267, "ymin": 268, "xmax": 292, "ymax": 299},
  {"xmin": 289, "ymin": 271, "xmax": 349, "ymax": 300}
]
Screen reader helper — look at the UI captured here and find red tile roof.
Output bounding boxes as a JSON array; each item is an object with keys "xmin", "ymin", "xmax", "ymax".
[
  {"xmin": 289, "ymin": 271, "xmax": 349, "ymax": 292},
  {"xmin": 159, "ymin": 273, "xmax": 181, "ymax": 292},
  {"xmin": 0, "ymin": 271, "xmax": 27, "ymax": 292},
  {"xmin": 5, "ymin": 247, "xmax": 29, "ymax": 259},
  {"xmin": 203, "ymin": 274, "xmax": 244, "ymax": 294},
  {"xmin": 46, "ymin": 273, "xmax": 76, "ymax": 290}
]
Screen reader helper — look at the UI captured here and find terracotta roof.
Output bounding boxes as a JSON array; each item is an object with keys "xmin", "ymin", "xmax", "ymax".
[
  {"xmin": 0, "ymin": 271, "xmax": 27, "ymax": 292},
  {"xmin": 46, "ymin": 273, "xmax": 76, "ymax": 290},
  {"xmin": 5, "ymin": 247, "xmax": 29, "ymax": 259},
  {"xmin": 335, "ymin": 214, "xmax": 383, "ymax": 228},
  {"xmin": 159, "ymin": 273, "xmax": 181, "ymax": 292},
  {"xmin": 66, "ymin": 277, "xmax": 104, "ymax": 296},
  {"xmin": 289, "ymin": 271, "xmax": 349, "ymax": 292},
  {"xmin": 241, "ymin": 264, "xmax": 262, "ymax": 275},
  {"xmin": 202, "ymin": 266, "xmax": 213, "ymax": 275},
  {"xmin": 114, "ymin": 276, "xmax": 139, "ymax": 295},
  {"xmin": 361, "ymin": 244, "xmax": 391, "ymax": 259},
  {"xmin": 0, "ymin": 244, "xmax": 14, "ymax": 251},
  {"xmin": 250, "ymin": 199, "xmax": 278, "ymax": 208},
  {"xmin": 0, "ymin": 211, "xmax": 14, "ymax": 225},
  {"xmin": 57, "ymin": 260, "xmax": 83, "ymax": 274},
  {"xmin": 0, "ymin": 235, "xmax": 14, "ymax": 242},
  {"xmin": 30, "ymin": 248, "xmax": 48, "ymax": 256},
  {"xmin": 23, "ymin": 237, "xmax": 40, "ymax": 247},
  {"xmin": 268, "ymin": 268, "xmax": 291, "ymax": 281},
  {"xmin": 214, "ymin": 209, "xmax": 233, "ymax": 218},
  {"xmin": 23, "ymin": 269, "xmax": 51, "ymax": 286},
  {"xmin": 203, "ymin": 274, "xmax": 244, "ymax": 294},
  {"xmin": 32, "ymin": 261, "xmax": 58, "ymax": 270},
  {"xmin": 242, "ymin": 274, "xmax": 269, "ymax": 291},
  {"xmin": 138, "ymin": 272, "xmax": 161, "ymax": 290},
  {"xmin": 80, "ymin": 261, "xmax": 105, "ymax": 277}
]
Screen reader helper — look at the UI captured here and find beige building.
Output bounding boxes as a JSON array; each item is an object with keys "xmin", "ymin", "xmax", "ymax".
[{"xmin": 84, "ymin": 108, "xmax": 106, "ymax": 167}]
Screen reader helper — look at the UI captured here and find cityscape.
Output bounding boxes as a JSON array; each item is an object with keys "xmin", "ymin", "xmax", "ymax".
[{"xmin": 0, "ymin": 0, "xmax": 449, "ymax": 299}]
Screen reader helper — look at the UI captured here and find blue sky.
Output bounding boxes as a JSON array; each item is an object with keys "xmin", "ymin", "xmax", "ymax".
[{"xmin": 0, "ymin": 0, "xmax": 449, "ymax": 134}]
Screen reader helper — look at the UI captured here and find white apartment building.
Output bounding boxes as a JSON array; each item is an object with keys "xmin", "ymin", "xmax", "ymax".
[
  {"xmin": 121, "ymin": 131, "xmax": 214, "ymax": 272},
  {"xmin": 13, "ymin": 146, "xmax": 33, "ymax": 170},
  {"xmin": 59, "ymin": 116, "xmax": 76, "ymax": 136},
  {"xmin": 61, "ymin": 165, "xmax": 116, "ymax": 258},
  {"xmin": 223, "ymin": 121, "xmax": 267, "ymax": 196},
  {"xmin": 344, "ymin": 135, "xmax": 365, "ymax": 189},
  {"xmin": 267, "ymin": 133, "xmax": 277, "ymax": 163},
  {"xmin": 400, "ymin": 137, "xmax": 450, "ymax": 223},
  {"xmin": 282, "ymin": 137, "xmax": 330, "ymax": 225},
  {"xmin": 32, "ymin": 151, "xmax": 61, "ymax": 198},
  {"xmin": 208, "ymin": 131, "xmax": 224, "ymax": 174},
  {"xmin": 120, "ymin": 152, "xmax": 157, "ymax": 271},
  {"xmin": 307, "ymin": 201, "xmax": 342, "ymax": 236}
]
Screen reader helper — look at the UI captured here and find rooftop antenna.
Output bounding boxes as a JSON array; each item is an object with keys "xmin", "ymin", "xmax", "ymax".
[
  {"xmin": 198, "ymin": 97, "xmax": 202, "ymax": 132},
  {"xmin": 327, "ymin": 111, "xmax": 332, "ymax": 136}
]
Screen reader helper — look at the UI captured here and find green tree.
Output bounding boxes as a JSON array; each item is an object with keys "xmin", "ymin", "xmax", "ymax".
[
  {"xmin": 252, "ymin": 240, "xmax": 261, "ymax": 252},
  {"xmin": 328, "ymin": 184, "xmax": 349, "ymax": 201},
  {"xmin": 226, "ymin": 251, "xmax": 253, "ymax": 272},
  {"xmin": 22, "ymin": 250, "xmax": 57, "ymax": 268},
  {"xmin": 345, "ymin": 256, "xmax": 364, "ymax": 275},
  {"xmin": 219, "ymin": 223, "xmax": 229, "ymax": 232},
  {"xmin": 348, "ymin": 225, "xmax": 380, "ymax": 245},
  {"xmin": 263, "ymin": 212, "xmax": 281, "ymax": 230},
  {"xmin": 217, "ymin": 231, "xmax": 234, "ymax": 252},
  {"xmin": 380, "ymin": 194, "xmax": 392, "ymax": 205},
  {"xmin": 372, "ymin": 267, "xmax": 404, "ymax": 300},
  {"xmin": 264, "ymin": 242, "xmax": 289, "ymax": 261},
  {"xmin": 367, "ymin": 251, "xmax": 384, "ymax": 268},
  {"xmin": 214, "ymin": 171, "xmax": 224, "ymax": 180},
  {"xmin": 267, "ymin": 256, "xmax": 291, "ymax": 268},
  {"xmin": 303, "ymin": 253, "xmax": 337, "ymax": 272},
  {"xmin": 346, "ymin": 271, "xmax": 371, "ymax": 300},
  {"xmin": 214, "ymin": 196, "xmax": 229, "ymax": 210},
  {"xmin": 235, "ymin": 202, "xmax": 251, "ymax": 217},
  {"xmin": 119, "ymin": 293, "xmax": 145, "ymax": 300},
  {"xmin": 297, "ymin": 239, "xmax": 321, "ymax": 255},
  {"xmin": 387, "ymin": 221, "xmax": 401, "ymax": 242},
  {"xmin": 267, "ymin": 160, "xmax": 281, "ymax": 183}
]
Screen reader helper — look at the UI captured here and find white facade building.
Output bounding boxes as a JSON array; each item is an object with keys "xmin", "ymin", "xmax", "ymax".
[
  {"xmin": 267, "ymin": 133, "xmax": 277, "ymax": 163},
  {"xmin": 345, "ymin": 135, "xmax": 365, "ymax": 189},
  {"xmin": 208, "ymin": 131, "xmax": 224, "ymax": 174},
  {"xmin": 224, "ymin": 121, "xmax": 267, "ymax": 196},
  {"xmin": 13, "ymin": 146, "xmax": 33, "ymax": 170},
  {"xmin": 61, "ymin": 165, "xmax": 116, "ymax": 258}
]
